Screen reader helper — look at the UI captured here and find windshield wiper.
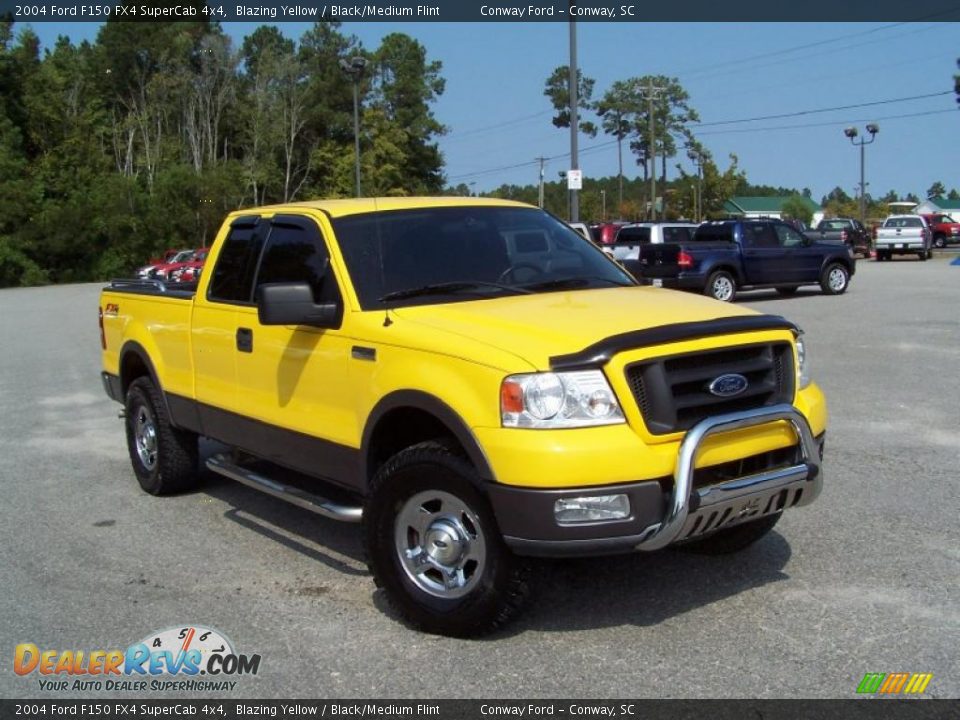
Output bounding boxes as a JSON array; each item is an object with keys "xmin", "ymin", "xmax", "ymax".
[
  {"xmin": 521, "ymin": 276, "xmax": 636, "ymax": 292},
  {"xmin": 379, "ymin": 281, "xmax": 534, "ymax": 303}
]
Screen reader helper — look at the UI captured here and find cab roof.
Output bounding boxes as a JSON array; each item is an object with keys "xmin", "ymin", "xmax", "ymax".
[{"xmin": 231, "ymin": 196, "xmax": 534, "ymax": 220}]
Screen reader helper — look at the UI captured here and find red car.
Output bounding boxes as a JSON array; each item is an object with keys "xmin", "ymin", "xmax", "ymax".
[
  {"xmin": 168, "ymin": 248, "xmax": 211, "ymax": 283},
  {"xmin": 151, "ymin": 248, "xmax": 208, "ymax": 282},
  {"xmin": 590, "ymin": 221, "xmax": 630, "ymax": 246},
  {"xmin": 921, "ymin": 213, "xmax": 960, "ymax": 248},
  {"xmin": 136, "ymin": 249, "xmax": 192, "ymax": 279}
]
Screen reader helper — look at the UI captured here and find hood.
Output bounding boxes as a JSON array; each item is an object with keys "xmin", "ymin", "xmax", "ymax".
[{"xmin": 392, "ymin": 286, "xmax": 763, "ymax": 370}]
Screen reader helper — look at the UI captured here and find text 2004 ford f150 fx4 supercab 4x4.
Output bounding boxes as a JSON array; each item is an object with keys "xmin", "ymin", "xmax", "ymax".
[{"xmin": 99, "ymin": 198, "xmax": 827, "ymax": 637}]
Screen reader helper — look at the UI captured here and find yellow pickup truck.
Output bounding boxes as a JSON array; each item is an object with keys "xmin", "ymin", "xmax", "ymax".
[{"xmin": 99, "ymin": 197, "xmax": 826, "ymax": 637}]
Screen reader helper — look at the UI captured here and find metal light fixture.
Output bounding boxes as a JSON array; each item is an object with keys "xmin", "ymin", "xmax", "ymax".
[
  {"xmin": 844, "ymin": 124, "xmax": 880, "ymax": 224},
  {"xmin": 339, "ymin": 56, "xmax": 368, "ymax": 198}
]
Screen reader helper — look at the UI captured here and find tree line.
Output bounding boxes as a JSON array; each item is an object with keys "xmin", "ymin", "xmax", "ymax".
[
  {"xmin": 528, "ymin": 65, "xmax": 958, "ymax": 223},
  {"xmin": 0, "ymin": 16, "xmax": 445, "ymax": 287}
]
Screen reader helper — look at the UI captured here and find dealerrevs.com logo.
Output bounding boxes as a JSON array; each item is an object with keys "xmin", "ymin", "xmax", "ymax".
[{"xmin": 14, "ymin": 625, "xmax": 261, "ymax": 692}]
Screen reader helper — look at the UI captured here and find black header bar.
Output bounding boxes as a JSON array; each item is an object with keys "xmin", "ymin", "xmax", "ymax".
[{"xmin": 3, "ymin": 0, "xmax": 960, "ymax": 22}]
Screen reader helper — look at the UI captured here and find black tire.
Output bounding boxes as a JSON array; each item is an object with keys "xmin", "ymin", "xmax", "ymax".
[
  {"xmin": 820, "ymin": 262, "xmax": 849, "ymax": 295},
  {"xmin": 677, "ymin": 513, "xmax": 781, "ymax": 555},
  {"xmin": 363, "ymin": 441, "xmax": 534, "ymax": 638},
  {"xmin": 776, "ymin": 286, "xmax": 799, "ymax": 297},
  {"xmin": 918, "ymin": 251, "xmax": 927, "ymax": 262},
  {"xmin": 933, "ymin": 235, "xmax": 946, "ymax": 249},
  {"xmin": 704, "ymin": 270, "xmax": 736, "ymax": 302},
  {"xmin": 124, "ymin": 377, "xmax": 198, "ymax": 495}
]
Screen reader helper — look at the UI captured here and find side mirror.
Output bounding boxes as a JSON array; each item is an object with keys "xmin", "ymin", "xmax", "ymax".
[{"xmin": 257, "ymin": 282, "xmax": 341, "ymax": 328}]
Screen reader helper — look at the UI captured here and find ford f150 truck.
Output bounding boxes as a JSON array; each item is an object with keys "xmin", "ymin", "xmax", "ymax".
[
  {"xmin": 874, "ymin": 215, "xmax": 932, "ymax": 261},
  {"xmin": 100, "ymin": 198, "xmax": 827, "ymax": 637},
  {"xmin": 628, "ymin": 219, "xmax": 855, "ymax": 302}
]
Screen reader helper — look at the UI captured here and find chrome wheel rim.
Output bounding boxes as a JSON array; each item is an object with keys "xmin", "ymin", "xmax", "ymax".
[
  {"xmin": 712, "ymin": 276, "xmax": 734, "ymax": 301},
  {"xmin": 828, "ymin": 267, "xmax": 846, "ymax": 292},
  {"xmin": 395, "ymin": 489, "xmax": 486, "ymax": 599},
  {"xmin": 135, "ymin": 406, "xmax": 158, "ymax": 470}
]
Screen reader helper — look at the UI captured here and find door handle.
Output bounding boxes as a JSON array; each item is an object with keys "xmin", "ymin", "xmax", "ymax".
[{"xmin": 236, "ymin": 328, "xmax": 253, "ymax": 353}]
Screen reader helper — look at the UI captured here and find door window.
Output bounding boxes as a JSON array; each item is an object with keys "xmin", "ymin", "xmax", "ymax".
[
  {"xmin": 253, "ymin": 221, "xmax": 340, "ymax": 305},
  {"xmin": 207, "ymin": 220, "xmax": 265, "ymax": 304},
  {"xmin": 743, "ymin": 223, "xmax": 778, "ymax": 248},
  {"xmin": 774, "ymin": 224, "xmax": 806, "ymax": 248}
]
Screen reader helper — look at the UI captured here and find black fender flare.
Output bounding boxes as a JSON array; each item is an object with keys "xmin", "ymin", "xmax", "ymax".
[{"xmin": 361, "ymin": 390, "xmax": 495, "ymax": 484}]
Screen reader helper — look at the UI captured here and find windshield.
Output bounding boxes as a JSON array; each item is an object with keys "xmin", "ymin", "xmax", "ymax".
[{"xmin": 332, "ymin": 206, "xmax": 636, "ymax": 309}]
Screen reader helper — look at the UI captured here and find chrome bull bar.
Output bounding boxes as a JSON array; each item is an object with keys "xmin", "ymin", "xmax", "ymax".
[{"xmin": 636, "ymin": 403, "xmax": 822, "ymax": 551}]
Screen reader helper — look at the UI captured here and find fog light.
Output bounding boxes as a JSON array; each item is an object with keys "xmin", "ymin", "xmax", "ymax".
[{"xmin": 554, "ymin": 494, "xmax": 630, "ymax": 524}]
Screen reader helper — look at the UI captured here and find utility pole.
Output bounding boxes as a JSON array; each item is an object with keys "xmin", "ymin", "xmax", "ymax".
[
  {"xmin": 568, "ymin": 10, "xmax": 579, "ymax": 222},
  {"xmin": 643, "ymin": 80, "xmax": 665, "ymax": 220},
  {"xmin": 536, "ymin": 157, "xmax": 546, "ymax": 208}
]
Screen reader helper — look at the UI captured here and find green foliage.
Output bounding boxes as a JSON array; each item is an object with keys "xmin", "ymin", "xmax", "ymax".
[
  {"xmin": 0, "ymin": 20, "xmax": 447, "ymax": 287},
  {"xmin": 926, "ymin": 181, "xmax": 946, "ymax": 199},
  {"xmin": 781, "ymin": 196, "xmax": 813, "ymax": 226},
  {"xmin": 544, "ymin": 66, "xmax": 598, "ymax": 137}
]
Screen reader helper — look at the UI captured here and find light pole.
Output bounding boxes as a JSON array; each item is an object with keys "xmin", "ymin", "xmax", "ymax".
[
  {"xmin": 600, "ymin": 189, "xmax": 606, "ymax": 221},
  {"xmin": 568, "ymin": 10, "xmax": 580, "ymax": 222},
  {"xmin": 844, "ymin": 123, "xmax": 879, "ymax": 224},
  {"xmin": 686, "ymin": 148, "xmax": 703, "ymax": 222},
  {"xmin": 339, "ymin": 56, "xmax": 367, "ymax": 198}
]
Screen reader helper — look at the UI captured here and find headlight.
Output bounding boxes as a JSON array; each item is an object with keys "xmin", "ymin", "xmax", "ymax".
[
  {"xmin": 501, "ymin": 370, "xmax": 625, "ymax": 428},
  {"xmin": 796, "ymin": 334, "xmax": 811, "ymax": 389}
]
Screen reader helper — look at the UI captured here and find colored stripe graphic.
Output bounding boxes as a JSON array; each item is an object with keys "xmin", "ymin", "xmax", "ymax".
[
  {"xmin": 857, "ymin": 673, "xmax": 886, "ymax": 694},
  {"xmin": 880, "ymin": 672, "xmax": 909, "ymax": 693},
  {"xmin": 904, "ymin": 673, "xmax": 933, "ymax": 694},
  {"xmin": 857, "ymin": 672, "xmax": 933, "ymax": 694}
]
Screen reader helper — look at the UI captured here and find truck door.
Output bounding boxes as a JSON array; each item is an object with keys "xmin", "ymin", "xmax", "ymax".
[
  {"xmin": 739, "ymin": 222, "xmax": 785, "ymax": 284},
  {"xmin": 191, "ymin": 216, "xmax": 267, "ymax": 437},
  {"xmin": 234, "ymin": 214, "xmax": 358, "ymax": 482},
  {"xmin": 773, "ymin": 222, "xmax": 822, "ymax": 283}
]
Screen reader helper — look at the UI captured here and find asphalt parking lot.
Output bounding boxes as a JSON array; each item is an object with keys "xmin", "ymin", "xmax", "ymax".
[{"xmin": 1, "ymin": 254, "xmax": 958, "ymax": 699}]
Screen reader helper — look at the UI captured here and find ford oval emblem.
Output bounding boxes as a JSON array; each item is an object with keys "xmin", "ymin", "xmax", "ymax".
[{"xmin": 708, "ymin": 373, "xmax": 748, "ymax": 398}]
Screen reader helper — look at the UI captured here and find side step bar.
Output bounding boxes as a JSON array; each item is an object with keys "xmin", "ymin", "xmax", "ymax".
[{"xmin": 206, "ymin": 454, "xmax": 363, "ymax": 523}]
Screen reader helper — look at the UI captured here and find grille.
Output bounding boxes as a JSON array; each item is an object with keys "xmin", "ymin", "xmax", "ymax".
[{"xmin": 625, "ymin": 342, "xmax": 795, "ymax": 435}]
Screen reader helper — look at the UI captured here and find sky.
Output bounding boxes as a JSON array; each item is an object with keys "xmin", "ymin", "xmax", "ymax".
[{"xmin": 21, "ymin": 20, "xmax": 960, "ymax": 203}]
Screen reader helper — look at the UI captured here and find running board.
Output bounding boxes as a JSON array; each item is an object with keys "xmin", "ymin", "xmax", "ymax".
[{"xmin": 205, "ymin": 454, "xmax": 363, "ymax": 523}]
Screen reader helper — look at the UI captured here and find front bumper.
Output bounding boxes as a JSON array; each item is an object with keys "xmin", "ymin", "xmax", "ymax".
[{"xmin": 489, "ymin": 404, "xmax": 823, "ymax": 557}]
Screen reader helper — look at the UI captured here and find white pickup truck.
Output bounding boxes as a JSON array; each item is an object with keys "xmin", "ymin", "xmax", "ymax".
[{"xmin": 875, "ymin": 215, "xmax": 932, "ymax": 261}]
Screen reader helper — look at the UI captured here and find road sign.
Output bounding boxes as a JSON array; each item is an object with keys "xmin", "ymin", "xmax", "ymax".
[{"xmin": 567, "ymin": 169, "xmax": 582, "ymax": 190}]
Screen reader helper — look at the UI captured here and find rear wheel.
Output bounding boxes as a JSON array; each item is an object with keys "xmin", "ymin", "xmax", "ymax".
[
  {"xmin": 124, "ymin": 377, "xmax": 198, "ymax": 495},
  {"xmin": 364, "ymin": 441, "xmax": 534, "ymax": 637},
  {"xmin": 704, "ymin": 270, "xmax": 736, "ymax": 302},
  {"xmin": 678, "ymin": 513, "xmax": 781, "ymax": 554},
  {"xmin": 820, "ymin": 263, "xmax": 849, "ymax": 295}
]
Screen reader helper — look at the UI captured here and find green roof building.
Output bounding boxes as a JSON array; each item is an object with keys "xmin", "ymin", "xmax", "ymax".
[
  {"xmin": 914, "ymin": 197, "xmax": 960, "ymax": 216},
  {"xmin": 722, "ymin": 196, "xmax": 824, "ymax": 226}
]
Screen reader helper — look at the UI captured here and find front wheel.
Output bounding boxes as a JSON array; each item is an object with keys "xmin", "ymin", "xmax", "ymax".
[
  {"xmin": 124, "ymin": 377, "xmax": 198, "ymax": 495},
  {"xmin": 704, "ymin": 270, "xmax": 736, "ymax": 302},
  {"xmin": 364, "ymin": 441, "xmax": 534, "ymax": 637},
  {"xmin": 820, "ymin": 263, "xmax": 849, "ymax": 295}
]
